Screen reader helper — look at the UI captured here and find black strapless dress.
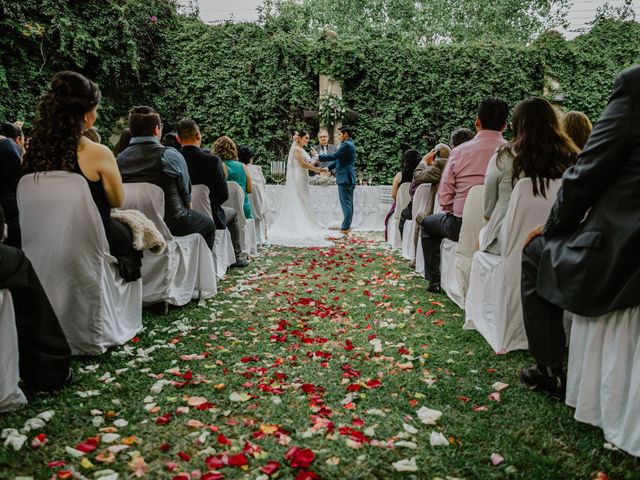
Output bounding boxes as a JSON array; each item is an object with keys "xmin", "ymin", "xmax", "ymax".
[{"xmin": 74, "ymin": 166, "xmax": 142, "ymax": 282}]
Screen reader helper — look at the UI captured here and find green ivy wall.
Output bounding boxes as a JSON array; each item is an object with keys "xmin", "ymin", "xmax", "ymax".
[{"xmin": 1, "ymin": 1, "xmax": 639, "ymax": 183}]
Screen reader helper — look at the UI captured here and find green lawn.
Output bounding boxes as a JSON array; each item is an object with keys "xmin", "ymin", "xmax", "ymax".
[{"xmin": 1, "ymin": 234, "xmax": 638, "ymax": 479}]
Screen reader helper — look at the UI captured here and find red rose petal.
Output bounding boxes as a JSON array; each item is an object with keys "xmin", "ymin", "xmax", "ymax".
[
  {"xmin": 295, "ymin": 470, "xmax": 320, "ymax": 480},
  {"xmin": 202, "ymin": 473, "xmax": 224, "ymax": 480},
  {"xmin": 228, "ymin": 453, "xmax": 248, "ymax": 467},
  {"xmin": 261, "ymin": 461, "xmax": 281, "ymax": 475},
  {"xmin": 290, "ymin": 448, "xmax": 315, "ymax": 469}
]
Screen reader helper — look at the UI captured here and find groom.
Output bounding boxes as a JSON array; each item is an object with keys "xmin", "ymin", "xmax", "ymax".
[{"xmin": 317, "ymin": 125, "xmax": 357, "ymax": 234}]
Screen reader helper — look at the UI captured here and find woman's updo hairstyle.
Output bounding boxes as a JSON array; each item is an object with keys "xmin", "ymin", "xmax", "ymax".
[
  {"xmin": 23, "ymin": 71, "xmax": 101, "ymax": 174},
  {"xmin": 297, "ymin": 129, "xmax": 309, "ymax": 139}
]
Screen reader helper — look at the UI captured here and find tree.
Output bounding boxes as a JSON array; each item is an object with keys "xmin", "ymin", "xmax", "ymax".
[{"xmin": 259, "ymin": 0, "xmax": 571, "ymax": 44}]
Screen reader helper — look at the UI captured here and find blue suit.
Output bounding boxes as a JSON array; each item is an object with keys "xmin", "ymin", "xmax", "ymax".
[{"xmin": 319, "ymin": 138, "xmax": 357, "ymax": 230}]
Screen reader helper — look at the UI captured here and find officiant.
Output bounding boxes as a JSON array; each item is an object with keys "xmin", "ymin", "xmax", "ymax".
[{"xmin": 311, "ymin": 129, "xmax": 337, "ymax": 176}]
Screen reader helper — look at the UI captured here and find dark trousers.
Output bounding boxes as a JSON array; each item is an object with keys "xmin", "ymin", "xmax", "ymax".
[
  {"xmin": 222, "ymin": 206, "xmax": 243, "ymax": 260},
  {"xmin": 521, "ymin": 236, "xmax": 566, "ymax": 369},
  {"xmin": 170, "ymin": 209, "xmax": 216, "ymax": 249},
  {"xmin": 398, "ymin": 202, "xmax": 413, "ymax": 240},
  {"xmin": 0, "ymin": 244, "xmax": 71, "ymax": 390},
  {"xmin": 419, "ymin": 213, "xmax": 462, "ymax": 283},
  {"xmin": 105, "ymin": 219, "xmax": 142, "ymax": 282},
  {"xmin": 338, "ymin": 183, "xmax": 355, "ymax": 230}
]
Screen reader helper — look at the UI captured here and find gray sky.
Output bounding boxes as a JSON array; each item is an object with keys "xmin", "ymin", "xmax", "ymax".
[{"xmin": 192, "ymin": 0, "xmax": 639, "ymax": 38}]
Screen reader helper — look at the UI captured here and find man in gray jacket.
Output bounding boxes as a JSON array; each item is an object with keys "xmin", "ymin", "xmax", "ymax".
[{"xmin": 519, "ymin": 65, "xmax": 640, "ymax": 398}]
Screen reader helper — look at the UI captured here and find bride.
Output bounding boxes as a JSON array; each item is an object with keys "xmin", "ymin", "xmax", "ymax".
[{"xmin": 268, "ymin": 130, "xmax": 337, "ymax": 247}]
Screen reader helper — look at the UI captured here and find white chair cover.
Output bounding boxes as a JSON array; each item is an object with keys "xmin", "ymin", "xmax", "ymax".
[
  {"xmin": 223, "ymin": 181, "xmax": 257, "ymax": 256},
  {"xmin": 566, "ymin": 307, "xmax": 640, "ymax": 457},
  {"xmin": 248, "ymin": 164, "xmax": 268, "ymax": 245},
  {"xmin": 440, "ymin": 185, "xmax": 484, "ymax": 308},
  {"xmin": 0, "ymin": 290, "xmax": 27, "ymax": 412},
  {"xmin": 18, "ymin": 172, "xmax": 142, "ymax": 355},
  {"xmin": 122, "ymin": 183, "xmax": 216, "ymax": 306},
  {"xmin": 415, "ymin": 195, "xmax": 442, "ymax": 277},
  {"xmin": 386, "ymin": 182, "xmax": 411, "ymax": 249},
  {"xmin": 464, "ymin": 179, "xmax": 561, "ymax": 352},
  {"xmin": 191, "ymin": 184, "xmax": 235, "ymax": 279},
  {"xmin": 191, "ymin": 184, "xmax": 213, "ymax": 219},
  {"xmin": 401, "ymin": 184, "xmax": 433, "ymax": 261}
]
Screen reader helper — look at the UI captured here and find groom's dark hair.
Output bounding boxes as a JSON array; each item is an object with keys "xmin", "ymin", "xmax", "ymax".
[{"xmin": 339, "ymin": 125, "xmax": 353, "ymax": 138}]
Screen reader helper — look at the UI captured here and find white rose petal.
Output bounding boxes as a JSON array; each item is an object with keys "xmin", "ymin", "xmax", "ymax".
[
  {"xmin": 37, "ymin": 411, "xmax": 55, "ymax": 422},
  {"xmin": 402, "ymin": 423, "xmax": 418, "ymax": 434},
  {"xmin": 492, "ymin": 382, "xmax": 509, "ymax": 391},
  {"xmin": 395, "ymin": 441, "xmax": 418, "ymax": 449},
  {"xmin": 1, "ymin": 428, "xmax": 19, "ymax": 439},
  {"xmin": 102, "ymin": 433, "xmax": 121, "ymax": 443},
  {"xmin": 76, "ymin": 390, "xmax": 101, "ymax": 398},
  {"xmin": 429, "ymin": 431, "xmax": 449, "ymax": 447},
  {"xmin": 95, "ymin": 470, "xmax": 119, "ymax": 480},
  {"xmin": 113, "ymin": 419, "xmax": 128, "ymax": 428},
  {"xmin": 3, "ymin": 432, "xmax": 27, "ymax": 451},
  {"xmin": 21, "ymin": 418, "xmax": 46, "ymax": 433},
  {"xmin": 392, "ymin": 457, "xmax": 418, "ymax": 472},
  {"xmin": 417, "ymin": 406, "xmax": 443, "ymax": 425},
  {"xmin": 107, "ymin": 445, "xmax": 129, "ymax": 454},
  {"xmin": 65, "ymin": 446, "xmax": 86, "ymax": 457},
  {"xmin": 366, "ymin": 409, "xmax": 386, "ymax": 416}
]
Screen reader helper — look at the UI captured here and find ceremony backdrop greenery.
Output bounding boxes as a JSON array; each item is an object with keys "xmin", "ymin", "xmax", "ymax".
[{"xmin": 1, "ymin": 0, "xmax": 639, "ymax": 182}]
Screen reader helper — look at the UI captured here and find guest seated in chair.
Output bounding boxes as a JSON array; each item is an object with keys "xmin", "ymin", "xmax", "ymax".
[
  {"xmin": 212, "ymin": 136, "xmax": 253, "ymax": 220},
  {"xmin": 23, "ymin": 71, "xmax": 142, "ymax": 281},
  {"xmin": 0, "ymin": 205, "xmax": 72, "ymax": 393},
  {"xmin": 177, "ymin": 118, "xmax": 248, "ymax": 267},
  {"xmin": 561, "ymin": 111, "xmax": 592, "ymax": 152},
  {"xmin": 117, "ymin": 106, "xmax": 216, "ymax": 249},
  {"xmin": 418, "ymin": 98, "xmax": 509, "ymax": 293},
  {"xmin": 481, "ymin": 97, "xmax": 578, "ymax": 255},
  {"xmin": 404, "ymin": 143, "xmax": 452, "ymax": 232},
  {"xmin": 0, "ymin": 122, "xmax": 25, "ymax": 248},
  {"xmin": 519, "ymin": 66, "xmax": 640, "ymax": 398},
  {"xmin": 383, "ymin": 149, "xmax": 421, "ymax": 241},
  {"xmin": 238, "ymin": 145, "xmax": 267, "ymax": 192}
]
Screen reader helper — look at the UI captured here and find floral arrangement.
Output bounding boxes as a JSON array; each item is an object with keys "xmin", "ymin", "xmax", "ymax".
[{"xmin": 318, "ymin": 94, "xmax": 346, "ymax": 127}]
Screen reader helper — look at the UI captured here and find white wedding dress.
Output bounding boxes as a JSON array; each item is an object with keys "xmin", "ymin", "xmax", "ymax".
[{"xmin": 268, "ymin": 145, "xmax": 336, "ymax": 247}]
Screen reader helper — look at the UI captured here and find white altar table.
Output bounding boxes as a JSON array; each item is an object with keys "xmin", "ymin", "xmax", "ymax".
[{"xmin": 265, "ymin": 185, "xmax": 393, "ymax": 231}]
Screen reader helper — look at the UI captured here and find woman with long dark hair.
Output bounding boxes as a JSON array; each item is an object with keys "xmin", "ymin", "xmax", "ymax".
[
  {"xmin": 481, "ymin": 97, "xmax": 578, "ymax": 254},
  {"xmin": 23, "ymin": 71, "xmax": 142, "ymax": 281},
  {"xmin": 384, "ymin": 149, "xmax": 422, "ymax": 241}
]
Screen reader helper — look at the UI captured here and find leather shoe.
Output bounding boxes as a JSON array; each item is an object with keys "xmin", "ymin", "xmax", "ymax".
[
  {"xmin": 426, "ymin": 282, "xmax": 441, "ymax": 294},
  {"xmin": 340, "ymin": 229, "xmax": 351, "ymax": 235},
  {"xmin": 230, "ymin": 259, "xmax": 249, "ymax": 268},
  {"xmin": 519, "ymin": 364, "xmax": 566, "ymax": 399}
]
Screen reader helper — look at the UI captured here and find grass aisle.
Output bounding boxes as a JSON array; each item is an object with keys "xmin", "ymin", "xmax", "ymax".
[{"xmin": 1, "ymin": 234, "xmax": 638, "ymax": 479}]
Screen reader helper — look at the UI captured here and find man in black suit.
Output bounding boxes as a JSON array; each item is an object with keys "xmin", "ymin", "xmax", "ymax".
[
  {"xmin": 519, "ymin": 65, "xmax": 640, "ymax": 397},
  {"xmin": 311, "ymin": 129, "xmax": 337, "ymax": 176},
  {"xmin": 176, "ymin": 118, "xmax": 247, "ymax": 268}
]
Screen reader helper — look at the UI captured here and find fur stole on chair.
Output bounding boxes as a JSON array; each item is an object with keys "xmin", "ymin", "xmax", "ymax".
[{"xmin": 111, "ymin": 209, "xmax": 166, "ymax": 254}]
